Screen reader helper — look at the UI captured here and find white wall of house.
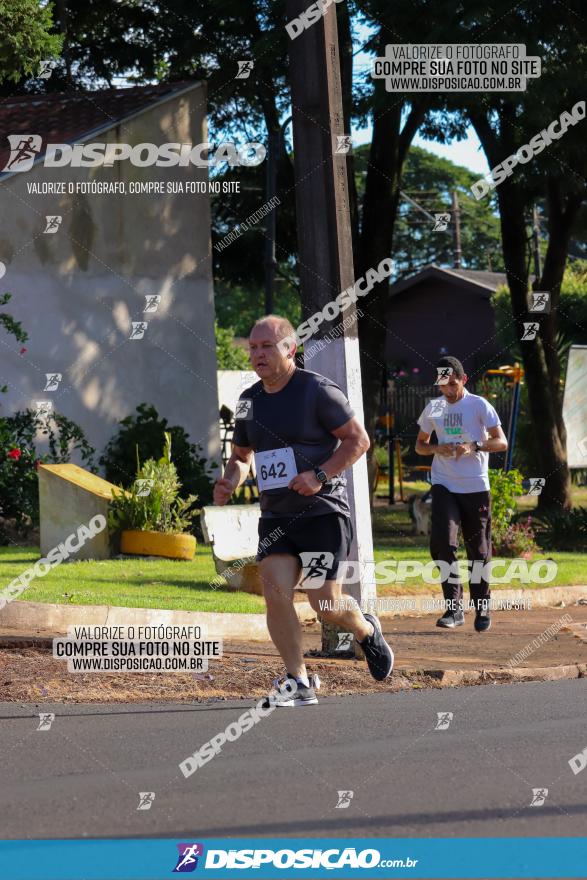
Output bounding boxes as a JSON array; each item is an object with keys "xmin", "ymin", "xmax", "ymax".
[{"xmin": 0, "ymin": 82, "xmax": 221, "ymax": 475}]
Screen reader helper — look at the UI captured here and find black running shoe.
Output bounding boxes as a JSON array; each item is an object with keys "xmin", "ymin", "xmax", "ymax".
[
  {"xmin": 360, "ymin": 614, "xmax": 394, "ymax": 681},
  {"xmin": 474, "ymin": 606, "xmax": 491, "ymax": 632},
  {"xmin": 261, "ymin": 673, "xmax": 320, "ymax": 708},
  {"xmin": 436, "ymin": 609, "xmax": 465, "ymax": 628}
]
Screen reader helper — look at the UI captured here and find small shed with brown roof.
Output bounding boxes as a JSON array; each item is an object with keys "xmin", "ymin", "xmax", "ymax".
[{"xmin": 385, "ymin": 265, "xmax": 507, "ymax": 381}]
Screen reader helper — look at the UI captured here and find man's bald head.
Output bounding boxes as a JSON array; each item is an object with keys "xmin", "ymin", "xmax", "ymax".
[
  {"xmin": 246, "ymin": 314, "xmax": 298, "ymax": 385},
  {"xmin": 251, "ymin": 314, "xmax": 296, "ymax": 343}
]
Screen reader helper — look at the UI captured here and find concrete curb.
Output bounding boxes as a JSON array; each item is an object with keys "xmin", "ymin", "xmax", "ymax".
[
  {"xmin": 0, "ymin": 630, "xmax": 583, "ymax": 692},
  {"xmin": 0, "ymin": 584, "xmax": 585, "ymax": 642},
  {"xmin": 0, "ymin": 599, "xmax": 316, "ymax": 642},
  {"xmin": 422, "ymin": 663, "xmax": 587, "ymax": 687},
  {"xmin": 371, "ymin": 584, "xmax": 587, "ymax": 615}
]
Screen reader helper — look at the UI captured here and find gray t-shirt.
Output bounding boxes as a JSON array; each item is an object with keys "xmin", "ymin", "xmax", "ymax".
[{"xmin": 232, "ymin": 368, "xmax": 354, "ymax": 518}]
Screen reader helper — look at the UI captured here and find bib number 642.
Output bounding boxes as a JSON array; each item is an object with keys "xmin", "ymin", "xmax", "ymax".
[{"xmin": 260, "ymin": 462, "xmax": 287, "ymax": 481}]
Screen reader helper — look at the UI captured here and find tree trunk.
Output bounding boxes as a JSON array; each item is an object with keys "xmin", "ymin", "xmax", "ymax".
[
  {"xmin": 357, "ymin": 55, "xmax": 426, "ymax": 502},
  {"xmin": 470, "ymin": 110, "xmax": 573, "ymax": 511},
  {"xmin": 357, "ymin": 96, "xmax": 402, "ymax": 498},
  {"xmin": 497, "ymin": 180, "xmax": 571, "ymax": 510}
]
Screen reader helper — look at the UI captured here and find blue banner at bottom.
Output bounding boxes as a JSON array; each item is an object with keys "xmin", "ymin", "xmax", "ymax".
[{"xmin": 0, "ymin": 838, "xmax": 584, "ymax": 879}]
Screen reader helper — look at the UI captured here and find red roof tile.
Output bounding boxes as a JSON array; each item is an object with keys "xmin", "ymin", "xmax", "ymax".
[{"xmin": 0, "ymin": 81, "xmax": 201, "ymax": 171}]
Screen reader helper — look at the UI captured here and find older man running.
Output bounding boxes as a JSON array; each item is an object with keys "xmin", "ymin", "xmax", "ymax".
[{"xmin": 213, "ymin": 314, "xmax": 393, "ymax": 706}]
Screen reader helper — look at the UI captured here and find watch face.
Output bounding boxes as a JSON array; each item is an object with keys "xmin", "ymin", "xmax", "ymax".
[{"xmin": 316, "ymin": 469, "xmax": 328, "ymax": 483}]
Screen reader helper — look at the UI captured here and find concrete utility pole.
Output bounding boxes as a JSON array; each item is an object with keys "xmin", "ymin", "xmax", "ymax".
[{"xmin": 285, "ymin": 0, "xmax": 377, "ymax": 652}]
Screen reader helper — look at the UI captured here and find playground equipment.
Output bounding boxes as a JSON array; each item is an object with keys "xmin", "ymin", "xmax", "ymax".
[{"xmin": 482, "ymin": 362, "xmax": 524, "ymax": 471}]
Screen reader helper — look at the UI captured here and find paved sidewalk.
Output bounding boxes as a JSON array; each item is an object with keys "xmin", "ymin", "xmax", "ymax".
[
  {"xmin": 2, "ymin": 604, "xmax": 586, "ymax": 668},
  {"xmin": 0, "ymin": 605, "xmax": 585, "ymax": 703}
]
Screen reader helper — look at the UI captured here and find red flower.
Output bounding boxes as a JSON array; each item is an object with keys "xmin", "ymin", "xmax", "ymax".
[
  {"xmin": 7, "ymin": 448, "xmax": 21, "ymax": 461},
  {"xmin": 19, "ymin": 347, "xmax": 27, "ymax": 355}
]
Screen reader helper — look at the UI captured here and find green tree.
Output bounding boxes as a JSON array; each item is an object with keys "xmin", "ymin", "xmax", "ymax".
[
  {"xmin": 215, "ymin": 323, "xmax": 250, "ymax": 369},
  {"xmin": 460, "ymin": 0, "xmax": 586, "ymax": 509},
  {"xmin": 369, "ymin": 145, "xmax": 503, "ymax": 275},
  {"xmin": 0, "ymin": 0, "xmax": 62, "ymax": 84},
  {"xmin": 26, "ymin": 0, "xmax": 586, "ymax": 510}
]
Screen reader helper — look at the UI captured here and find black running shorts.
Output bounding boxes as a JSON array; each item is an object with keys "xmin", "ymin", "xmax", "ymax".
[{"xmin": 256, "ymin": 513, "xmax": 353, "ymax": 582}]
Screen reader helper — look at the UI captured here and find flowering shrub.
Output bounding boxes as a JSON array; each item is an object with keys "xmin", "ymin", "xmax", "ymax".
[
  {"xmin": 493, "ymin": 515, "xmax": 539, "ymax": 557},
  {"xmin": 0, "ymin": 409, "xmax": 95, "ymax": 533},
  {"xmin": 488, "ymin": 467, "xmax": 524, "ymax": 547}
]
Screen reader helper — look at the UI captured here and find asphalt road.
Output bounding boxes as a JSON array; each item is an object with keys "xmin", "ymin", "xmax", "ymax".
[{"xmin": 1, "ymin": 680, "xmax": 586, "ymax": 839}]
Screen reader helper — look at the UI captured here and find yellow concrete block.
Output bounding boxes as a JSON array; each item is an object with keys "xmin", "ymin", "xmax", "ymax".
[
  {"xmin": 120, "ymin": 529, "xmax": 196, "ymax": 560},
  {"xmin": 39, "ymin": 464, "xmax": 123, "ymax": 500},
  {"xmin": 38, "ymin": 464, "xmax": 120, "ymax": 560}
]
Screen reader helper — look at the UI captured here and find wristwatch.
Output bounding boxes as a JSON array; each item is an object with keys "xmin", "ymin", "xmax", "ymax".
[
  {"xmin": 314, "ymin": 467, "xmax": 329, "ymax": 484},
  {"xmin": 474, "ymin": 441, "xmax": 484, "ymax": 453}
]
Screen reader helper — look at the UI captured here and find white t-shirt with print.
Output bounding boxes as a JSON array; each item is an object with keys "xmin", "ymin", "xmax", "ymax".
[{"xmin": 417, "ymin": 388, "xmax": 501, "ymax": 493}]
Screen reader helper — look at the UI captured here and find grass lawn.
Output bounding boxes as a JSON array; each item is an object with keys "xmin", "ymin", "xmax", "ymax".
[
  {"xmin": 370, "ymin": 504, "xmax": 587, "ymax": 593},
  {"xmin": 3, "ymin": 544, "xmax": 266, "ymax": 614},
  {"xmin": 1, "ymin": 497, "xmax": 585, "ymax": 613}
]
